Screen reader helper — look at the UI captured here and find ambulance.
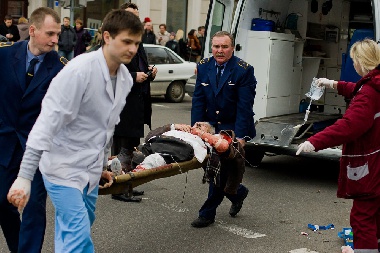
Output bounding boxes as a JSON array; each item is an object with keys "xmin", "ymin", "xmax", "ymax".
[{"xmin": 201, "ymin": 0, "xmax": 380, "ymax": 166}]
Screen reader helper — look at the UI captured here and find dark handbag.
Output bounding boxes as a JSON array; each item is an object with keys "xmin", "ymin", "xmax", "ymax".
[
  {"xmin": 187, "ymin": 47, "xmax": 199, "ymax": 56},
  {"xmin": 138, "ymin": 135, "xmax": 194, "ymax": 164}
]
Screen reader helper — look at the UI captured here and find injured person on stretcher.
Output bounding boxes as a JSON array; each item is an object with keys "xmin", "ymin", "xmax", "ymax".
[{"xmin": 100, "ymin": 122, "xmax": 245, "ymax": 194}]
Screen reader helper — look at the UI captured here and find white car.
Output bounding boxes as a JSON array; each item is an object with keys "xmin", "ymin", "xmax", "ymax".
[{"xmin": 144, "ymin": 44, "xmax": 196, "ymax": 102}]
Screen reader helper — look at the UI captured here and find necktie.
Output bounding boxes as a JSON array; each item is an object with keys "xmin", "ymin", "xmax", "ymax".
[
  {"xmin": 216, "ymin": 65, "xmax": 224, "ymax": 87},
  {"xmin": 26, "ymin": 58, "xmax": 39, "ymax": 88}
]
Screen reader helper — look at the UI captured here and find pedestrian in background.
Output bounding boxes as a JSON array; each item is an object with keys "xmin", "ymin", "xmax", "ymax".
[
  {"xmin": 0, "ymin": 15, "xmax": 20, "ymax": 42},
  {"xmin": 0, "ymin": 7, "xmax": 64, "ymax": 253},
  {"xmin": 197, "ymin": 25, "xmax": 205, "ymax": 54},
  {"xmin": 187, "ymin": 29, "xmax": 201, "ymax": 62},
  {"xmin": 176, "ymin": 29, "xmax": 188, "ymax": 60},
  {"xmin": 58, "ymin": 17, "xmax": 76, "ymax": 60},
  {"xmin": 74, "ymin": 18, "xmax": 92, "ymax": 57},
  {"xmin": 190, "ymin": 31, "xmax": 257, "ymax": 228},
  {"xmin": 156, "ymin": 23, "xmax": 170, "ymax": 46},
  {"xmin": 142, "ymin": 17, "xmax": 156, "ymax": 44},
  {"xmin": 111, "ymin": 2, "xmax": 157, "ymax": 203},
  {"xmin": 17, "ymin": 17, "xmax": 30, "ymax": 41},
  {"xmin": 165, "ymin": 32, "xmax": 179, "ymax": 54},
  {"xmin": 7, "ymin": 9, "xmax": 143, "ymax": 252},
  {"xmin": 297, "ymin": 39, "xmax": 380, "ymax": 252}
]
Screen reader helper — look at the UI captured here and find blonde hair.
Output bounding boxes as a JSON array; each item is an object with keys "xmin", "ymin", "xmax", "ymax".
[
  {"xmin": 350, "ymin": 39, "xmax": 380, "ymax": 74},
  {"xmin": 175, "ymin": 29, "xmax": 184, "ymax": 41},
  {"xmin": 18, "ymin": 16, "xmax": 28, "ymax": 24}
]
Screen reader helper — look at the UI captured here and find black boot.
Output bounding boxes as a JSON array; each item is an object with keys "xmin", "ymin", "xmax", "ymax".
[
  {"xmin": 229, "ymin": 188, "xmax": 249, "ymax": 217},
  {"xmin": 112, "ymin": 194, "xmax": 142, "ymax": 202}
]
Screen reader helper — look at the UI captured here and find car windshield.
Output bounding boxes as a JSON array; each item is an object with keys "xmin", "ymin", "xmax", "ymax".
[{"xmin": 145, "ymin": 47, "xmax": 183, "ymax": 65}]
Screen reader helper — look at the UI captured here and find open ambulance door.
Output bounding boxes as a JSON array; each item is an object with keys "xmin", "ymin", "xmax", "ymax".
[{"xmin": 203, "ymin": 0, "xmax": 237, "ymax": 57}]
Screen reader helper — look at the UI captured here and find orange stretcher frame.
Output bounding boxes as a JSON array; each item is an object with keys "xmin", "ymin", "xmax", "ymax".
[{"xmin": 98, "ymin": 157, "xmax": 207, "ymax": 195}]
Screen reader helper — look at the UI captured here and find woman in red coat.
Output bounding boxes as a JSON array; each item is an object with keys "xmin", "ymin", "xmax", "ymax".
[{"xmin": 297, "ymin": 39, "xmax": 380, "ymax": 252}]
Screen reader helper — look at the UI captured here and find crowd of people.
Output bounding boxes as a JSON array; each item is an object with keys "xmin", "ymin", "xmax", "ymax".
[
  {"xmin": 137, "ymin": 16, "xmax": 206, "ymax": 62},
  {"xmin": 1, "ymin": 2, "xmax": 378, "ymax": 253},
  {"xmin": 0, "ymin": 12, "xmax": 206, "ymax": 63}
]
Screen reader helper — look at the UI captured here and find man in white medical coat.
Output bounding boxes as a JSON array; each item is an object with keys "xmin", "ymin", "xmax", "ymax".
[{"xmin": 7, "ymin": 9, "xmax": 143, "ymax": 252}]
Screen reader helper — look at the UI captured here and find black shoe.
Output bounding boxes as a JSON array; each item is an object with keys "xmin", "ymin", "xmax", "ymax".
[
  {"xmin": 191, "ymin": 217, "xmax": 215, "ymax": 228},
  {"xmin": 112, "ymin": 194, "xmax": 142, "ymax": 202},
  {"xmin": 229, "ymin": 188, "xmax": 249, "ymax": 217},
  {"xmin": 132, "ymin": 190, "xmax": 144, "ymax": 196}
]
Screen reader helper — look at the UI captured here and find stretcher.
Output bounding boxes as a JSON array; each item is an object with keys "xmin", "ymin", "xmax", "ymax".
[{"xmin": 98, "ymin": 157, "xmax": 207, "ymax": 195}]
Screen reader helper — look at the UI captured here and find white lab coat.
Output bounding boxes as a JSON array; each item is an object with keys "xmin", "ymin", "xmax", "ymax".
[{"xmin": 26, "ymin": 48, "xmax": 133, "ymax": 193}]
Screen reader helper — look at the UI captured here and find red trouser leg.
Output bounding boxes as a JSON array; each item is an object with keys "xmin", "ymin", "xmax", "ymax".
[{"xmin": 350, "ymin": 197, "xmax": 380, "ymax": 251}]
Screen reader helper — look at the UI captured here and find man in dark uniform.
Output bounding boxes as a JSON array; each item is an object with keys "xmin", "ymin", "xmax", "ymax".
[
  {"xmin": 191, "ymin": 31, "xmax": 257, "ymax": 227},
  {"xmin": 0, "ymin": 7, "xmax": 65, "ymax": 252},
  {"xmin": 0, "ymin": 15, "xmax": 20, "ymax": 42},
  {"xmin": 111, "ymin": 2, "xmax": 158, "ymax": 202}
]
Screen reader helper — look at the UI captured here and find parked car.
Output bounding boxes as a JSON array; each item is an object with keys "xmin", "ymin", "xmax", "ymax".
[
  {"xmin": 144, "ymin": 44, "xmax": 196, "ymax": 102},
  {"xmin": 185, "ymin": 74, "xmax": 196, "ymax": 97}
]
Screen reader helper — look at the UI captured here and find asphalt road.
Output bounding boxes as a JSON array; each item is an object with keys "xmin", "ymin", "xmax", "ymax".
[{"xmin": 0, "ymin": 95, "xmax": 351, "ymax": 253}]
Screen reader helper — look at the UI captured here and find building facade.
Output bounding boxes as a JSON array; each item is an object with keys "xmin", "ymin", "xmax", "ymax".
[{"xmin": 0, "ymin": 0, "xmax": 208, "ymax": 37}]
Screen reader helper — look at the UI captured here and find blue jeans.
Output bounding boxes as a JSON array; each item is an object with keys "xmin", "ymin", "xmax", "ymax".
[
  {"xmin": 58, "ymin": 50, "xmax": 74, "ymax": 61},
  {"xmin": 43, "ymin": 178, "xmax": 98, "ymax": 253}
]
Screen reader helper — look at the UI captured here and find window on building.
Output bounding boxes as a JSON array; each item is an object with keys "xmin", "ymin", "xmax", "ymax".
[{"xmin": 166, "ymin": 0, "xmax": 188, "ymax": 35}]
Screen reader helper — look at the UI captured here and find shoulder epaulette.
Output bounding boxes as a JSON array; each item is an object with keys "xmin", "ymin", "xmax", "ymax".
[
  {"xmin": 0, "ymin": 42, "xmax": 14, "ymax": 47},
  {"xmin": 59, "ymin": 56, "xmax": 68, "ymax": 66},
  {"xmin": 199, "ymin": 57, "xmax": 210, "ymax": 65},
  {"xmin": 237, "ymin": 59, "xmax": 250, "ymax": 69}
]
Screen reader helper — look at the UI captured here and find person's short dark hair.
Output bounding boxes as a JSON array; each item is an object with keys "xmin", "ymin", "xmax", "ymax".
[
  {"xmin": 101, "ymin": 9, "xmax": 143, "ymax": 40},
  {"xmin": 198, "ymin": 26, "xmax": 205, "ymax": 31},
  {"xmin": 4, "ymin": 15, "xmax": 12, "ymax": 21},
  {"xmin": 120, "ymin": 2, "xmax": 138, "ymax": 10},
  {"xmin": 30, "ymin": 7, "xmax": 60, "ymax": 29},
  {"xmin": 211, "ymin": 31, "xmax": 235, "ymax": 46},
  {"xmin": 159, "ymin": 24, "xmax": 166, "ymax": 29},
  {"xmin": 63, "ymin": 16, "xmax": 70, "ymax": 21}
]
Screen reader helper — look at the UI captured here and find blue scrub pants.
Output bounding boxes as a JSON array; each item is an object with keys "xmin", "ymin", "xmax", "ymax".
[{"xmin": 43, "ymin": 177, "xmax": 98, "ymax": 253}]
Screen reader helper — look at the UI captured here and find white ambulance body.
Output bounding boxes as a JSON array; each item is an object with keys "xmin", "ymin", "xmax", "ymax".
[{"xmin": 203, "ymin": 0, "xmax": 380, "ymax": 165}]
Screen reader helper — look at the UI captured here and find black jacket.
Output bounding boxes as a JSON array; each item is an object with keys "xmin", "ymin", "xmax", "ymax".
[
  {"xmin": 114, "ymin": 43, "xmax": 154, "ymax": 137},
  {"xmin": 165, "ymin": 40, "xmax": 179, "ymax": 54},
  {"xmin": 58, "ymin": 25, "xmax": 77, "ymax": 52},
  {"xmin": 142, "ymin": 30, "xmax": 156, "ymax": 44},
  {"xmin": 0, "ymin": 23, "xmax": 20, "ymax": 42}
]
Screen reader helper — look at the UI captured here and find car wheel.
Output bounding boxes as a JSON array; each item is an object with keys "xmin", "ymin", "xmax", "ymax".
[{"xmin": 165, "ymin": 81, "xmax": 185, "ymax": 103}]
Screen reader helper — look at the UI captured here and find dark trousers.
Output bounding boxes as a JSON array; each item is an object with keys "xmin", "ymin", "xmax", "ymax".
[
  {"xmin": 0, "ymin": 143, "xmax": 47, "ymax": 253},
  {"xmin": 198, "ymin": 158, "xmax": 248, "ymax": 220}
]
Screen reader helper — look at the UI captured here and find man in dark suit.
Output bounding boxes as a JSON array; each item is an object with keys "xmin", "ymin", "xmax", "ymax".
[
  {"xmin": 0, "ymin": 7, "xmax": 65, "ymax": 252},
  {"xmin": 0, "ymin": 15, "xmax": 20, "ymax": 42},
  {"xmin": 111, "ymin": 2, "xmax": 157, "ymax": 202},
  {"xmin": 191, "ymin": 31, "xmax": 257, "ymax": 227}
]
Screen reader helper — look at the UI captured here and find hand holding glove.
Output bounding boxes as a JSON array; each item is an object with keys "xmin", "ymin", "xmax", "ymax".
[
  {"xmin": 316, "ymin": 78, "xmax": 335, "ymax": 89},
  {"xmin": 7, "ymin": 177, "xmax": 31, "ymax": 213},
  {"xmin": 296, "ymin": 141, "xmax": 315, "ymax": 155}
]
